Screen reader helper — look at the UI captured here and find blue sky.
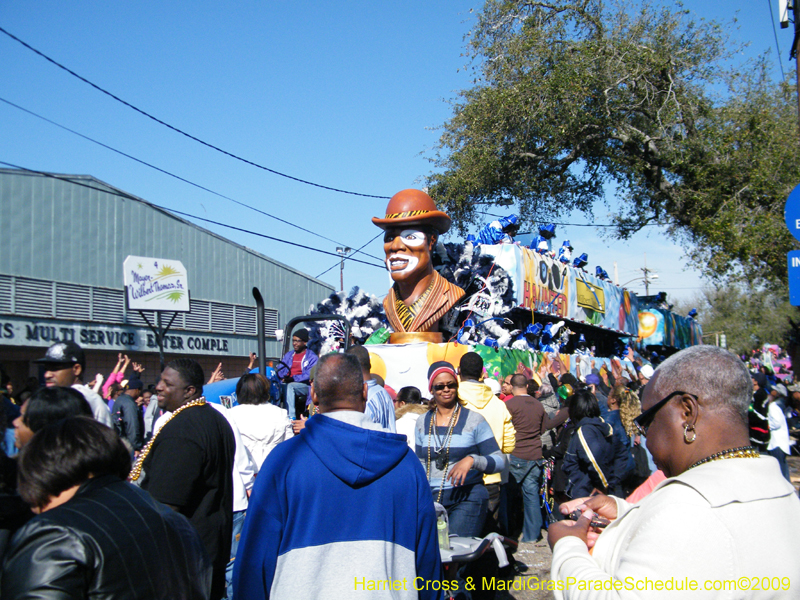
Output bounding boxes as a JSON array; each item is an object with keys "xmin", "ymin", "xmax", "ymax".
[{"xmin": 0, "ymin": 1, "xmax": 791, "ymax": 309}]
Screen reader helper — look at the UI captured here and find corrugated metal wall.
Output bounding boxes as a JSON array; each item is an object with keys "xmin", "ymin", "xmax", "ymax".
[{"xmin": 0, "ymin": 169, "xmax": 334, "ymax": 354}]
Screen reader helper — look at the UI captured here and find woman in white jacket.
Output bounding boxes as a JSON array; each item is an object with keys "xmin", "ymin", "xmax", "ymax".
[
  {"xmin": 229, "ymin": 373, "xmax": 293, "ymax": 469},
  {"xmin": 547, "ymin": 346, "xmax": 800, "ymax": 599}
]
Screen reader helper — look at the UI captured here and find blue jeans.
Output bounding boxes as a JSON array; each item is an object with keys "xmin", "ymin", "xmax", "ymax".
[
  {"xmin": 226, "ymin": 510, "xmax": 246, "ymax": 600},
  {"xmin": 437, "ymin": 484, "xmax": 489, "ymax": 538},
  {"xmin": 509, "ymin": 456, "xmax": 544, "ymax": 542},
  {"xmin": 280, "ymin": 382, "xmax": 309, "ymax": 419}
]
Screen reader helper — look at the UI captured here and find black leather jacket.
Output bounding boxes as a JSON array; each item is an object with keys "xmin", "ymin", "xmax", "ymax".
[{"xmin": 1, "ymin": 475, "xmax": 211, "ymax": 599}]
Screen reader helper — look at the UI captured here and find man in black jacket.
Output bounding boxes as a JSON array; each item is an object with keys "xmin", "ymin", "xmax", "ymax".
[
  {"xmin": 137, "ymin": 358, "xmax": 235, "ymax": 600},
  {"xmin": 3, "ymin": 417, "xmax": 211, "ymax": 599},
  {"xmin": 111, "ymin": 379, "xmax": 144, "ymax": 452}
]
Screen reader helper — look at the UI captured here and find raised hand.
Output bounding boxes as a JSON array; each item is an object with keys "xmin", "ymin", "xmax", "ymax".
[{"xmin": 207, "ymin": 362, "xmax": 225, "ymax": 384}]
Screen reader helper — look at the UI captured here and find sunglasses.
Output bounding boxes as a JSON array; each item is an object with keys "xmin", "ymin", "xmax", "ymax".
[
  {"xmin": 432, "ymin": 382, "xmax": 458, "ymax": 392},
  {"xmin": 634, "ymin": 391, "xmax": 697, "ymax": 436}
]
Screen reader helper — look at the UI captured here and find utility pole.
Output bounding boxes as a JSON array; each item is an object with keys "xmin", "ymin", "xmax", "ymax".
[
  {"xmin": 641, "ymin": 253, "xmax": 658, "ymax": 296},
  {"xmin": 795, "ymin": 0, "xmax": 800, "ymax": 134},
  {"xmin": 782, "ymin": 0, "xmax": 800, "ymax": 133},
  {"xmin": 336, "ymin": 246, "xmax": 352, "ymax": 291}
]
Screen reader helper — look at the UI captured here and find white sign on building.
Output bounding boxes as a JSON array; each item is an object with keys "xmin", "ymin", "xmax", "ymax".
[{"xmin": 123, "ymin": 256, "xmax": 190, "ymax": 312}]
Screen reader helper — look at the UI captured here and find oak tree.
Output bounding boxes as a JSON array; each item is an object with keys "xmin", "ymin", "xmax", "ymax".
[{"xmin": 427, "ymin": 0, "xmax": 800, "ymax": 287}]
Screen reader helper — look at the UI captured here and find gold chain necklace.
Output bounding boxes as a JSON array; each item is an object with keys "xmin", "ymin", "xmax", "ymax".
[
  {"xmin": 688, "ymin": 445, "xmax": 760, "ymax": 471},
  {"xmin": 129, "ymin": 397, "xmax": 207, "ymax": 481},
  {"xmin": 426, "ymin": 404, "xmax": 460, "ymax": 503}
]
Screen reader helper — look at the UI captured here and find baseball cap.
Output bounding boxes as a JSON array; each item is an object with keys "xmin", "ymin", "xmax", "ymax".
[
  {"xmin": 639, "ymin": 365, "xmax": 655, "ymax": 379},
  {"xmin": 772, "ymin": 383, "xmax": 788, "ymax": 397},
  {"xmin": 126, "ymin": 378, "xmax": 144, "ymax": 390},
  {"xmin": 35, "ymin": 341, "xmax": 86, "ymax": 370}
]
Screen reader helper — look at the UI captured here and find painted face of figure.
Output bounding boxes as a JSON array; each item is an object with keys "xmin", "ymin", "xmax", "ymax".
[{"xmin": 383, "ymin": 228, "xmax": 433, "ymax": 284}]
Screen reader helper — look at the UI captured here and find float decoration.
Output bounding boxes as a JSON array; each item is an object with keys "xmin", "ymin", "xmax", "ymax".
[{"xmin": 372, "ymin": 189, "xmax": 466, "ymax": 341}]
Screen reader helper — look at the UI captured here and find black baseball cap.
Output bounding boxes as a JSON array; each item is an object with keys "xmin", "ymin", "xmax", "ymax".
[
  {"xmin": 35, "ymin": 341, "xmax": 86, "ymax": 371},
  {"xmin": 126, "ymin": 378, "xmax": 144, "ymax": 390}
]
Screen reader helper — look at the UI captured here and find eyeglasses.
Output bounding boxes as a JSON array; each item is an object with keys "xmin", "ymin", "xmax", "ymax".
[
  {"xmin": 432, "ymin": 382, "xmax": 458, "ymax": 392},
  {"xmin": 633, "ymin": 391, "xmax": 697, "ymax": 436}
]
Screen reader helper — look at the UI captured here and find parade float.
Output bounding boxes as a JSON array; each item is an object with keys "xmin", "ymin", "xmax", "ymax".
[
  {"xmin": 300, "ymin": 190, "xmax": 703, "ymax": 396},
  {"xmin": 202, "ymin": 189, "xmax": 703, "ymax": 405}
]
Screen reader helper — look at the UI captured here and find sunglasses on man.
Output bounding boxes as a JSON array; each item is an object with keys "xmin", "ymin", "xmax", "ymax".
[{"xmin": 634, "ymin": 391, "xmax": 698, "ymax": 436}]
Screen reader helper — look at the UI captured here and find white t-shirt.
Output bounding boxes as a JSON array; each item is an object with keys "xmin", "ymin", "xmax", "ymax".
[{"xmin": 72, "ymin": 383, "xmax": 113, "ymax": 427}]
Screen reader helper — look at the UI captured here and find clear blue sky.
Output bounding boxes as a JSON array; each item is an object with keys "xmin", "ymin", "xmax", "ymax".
[{"xmin": 0, "ymin": 1, "xmax": 791, "ymax": 308}]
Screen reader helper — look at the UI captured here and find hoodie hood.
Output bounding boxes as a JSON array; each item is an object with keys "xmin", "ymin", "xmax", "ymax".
[
  {"xmin": 458, "ymin": 380, "xmax": 496, "ymax": 409},
  {"xmin": 577, "ymin": 416, "xmax": 613, "ymax": 438},
  {"xmin": 302, "ymin": 413, "xmax": 409, "ymax": 487},
  {"xmin": 753, "ymin": 372, "xmax": 767, "ymax": 390}
]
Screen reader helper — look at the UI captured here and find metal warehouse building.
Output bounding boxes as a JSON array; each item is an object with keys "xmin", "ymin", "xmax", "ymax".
[{"xmin": 0, "ymin": 168, "xmax": 334, "ymax": 389}]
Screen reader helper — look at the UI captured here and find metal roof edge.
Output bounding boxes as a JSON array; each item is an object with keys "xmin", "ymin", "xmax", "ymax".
[{"xmin": 0, "ymin": 168, "xmax": 335, "ymax": 292}]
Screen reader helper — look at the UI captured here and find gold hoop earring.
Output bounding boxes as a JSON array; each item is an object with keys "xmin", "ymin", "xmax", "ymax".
[{"xmin": 683, "ymin": 423, "xmax": 696, "ymax": 444}]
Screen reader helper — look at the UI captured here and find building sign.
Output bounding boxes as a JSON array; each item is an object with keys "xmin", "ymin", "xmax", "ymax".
[
  {"xmin": 123, "ymin": 255, "xmax": 190, "ymax": 312},
  {"xmin": 575, "ymin": 278, "xmax": 605, "ymax": 312},
  {"xmin": 0, "ymin": 316, "xmax": 234, "ymax": 355}
]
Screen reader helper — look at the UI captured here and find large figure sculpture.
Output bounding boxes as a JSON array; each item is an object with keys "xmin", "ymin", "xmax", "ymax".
[{"xmin": 373, "ymin": 189, "xmax": 465, "ymax": 342}]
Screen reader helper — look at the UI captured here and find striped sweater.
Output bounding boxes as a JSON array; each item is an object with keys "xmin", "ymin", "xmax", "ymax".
[{"xmin": 415, "ymin": 406, "xmax": 506, "ymax": 491}]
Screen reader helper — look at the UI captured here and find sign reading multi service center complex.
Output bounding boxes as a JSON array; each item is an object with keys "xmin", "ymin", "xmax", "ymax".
[{"xmin": 123, "ymin": 256, "xmax": 190, "ymax": 312}]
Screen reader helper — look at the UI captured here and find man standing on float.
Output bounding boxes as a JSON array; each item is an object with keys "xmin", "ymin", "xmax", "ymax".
[{"xmin": 373, "ymin": 189, "xmax": 465, "ymax": 339}]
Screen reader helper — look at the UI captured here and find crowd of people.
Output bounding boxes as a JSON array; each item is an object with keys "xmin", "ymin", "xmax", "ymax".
[{"xmin": 0, "ymin": 336, "xmax": 799, "ymax": 599}]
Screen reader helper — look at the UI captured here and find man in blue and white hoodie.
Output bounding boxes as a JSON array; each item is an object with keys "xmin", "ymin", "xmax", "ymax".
[{"xmin": 233, "ymin": 352, "xmax": 443, "ymax": 600}]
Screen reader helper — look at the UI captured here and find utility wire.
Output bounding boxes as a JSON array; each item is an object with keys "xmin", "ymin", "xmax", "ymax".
[
  {"xmin": 767, "ymin": 0, "xmax": 788, "ymax": 80},
  {"xmin": 0, "ymin": 162, "xmax": 386, "ymax": 270},
  {"xmin": 0, "ymin": 96, "xmax": 384, "ymax": 263},
  {"xmin": 0, "ymin": 26, "xmax": 390, "ymax": 200},
  {"xmin": 161, "ymin": 208, "xmax": 385, "ymax": 269},
  {"xmin": 315, "ymin": 232, "xmax": 384, "ymax": 279}
]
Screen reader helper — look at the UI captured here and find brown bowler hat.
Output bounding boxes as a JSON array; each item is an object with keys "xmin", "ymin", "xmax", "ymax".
[{"xmin": 372, "ymin": 189, "xmax": 451, "ymax": 234}]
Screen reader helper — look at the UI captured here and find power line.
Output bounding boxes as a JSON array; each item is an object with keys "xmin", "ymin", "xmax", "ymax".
[
  {"xmin": 0, "ymin": 163, "xmax": 386, "ymax": 270},
  {"xmin": 0, "ymin": 95, "xmax": 384, "ymax": 263},
  {"xmin": 160, "ymin": 209, "xmax": 385, "ymax": 269},
  {"xmin": 0, "ymin": 25, "xmax": 390, "ymax": 200}
]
